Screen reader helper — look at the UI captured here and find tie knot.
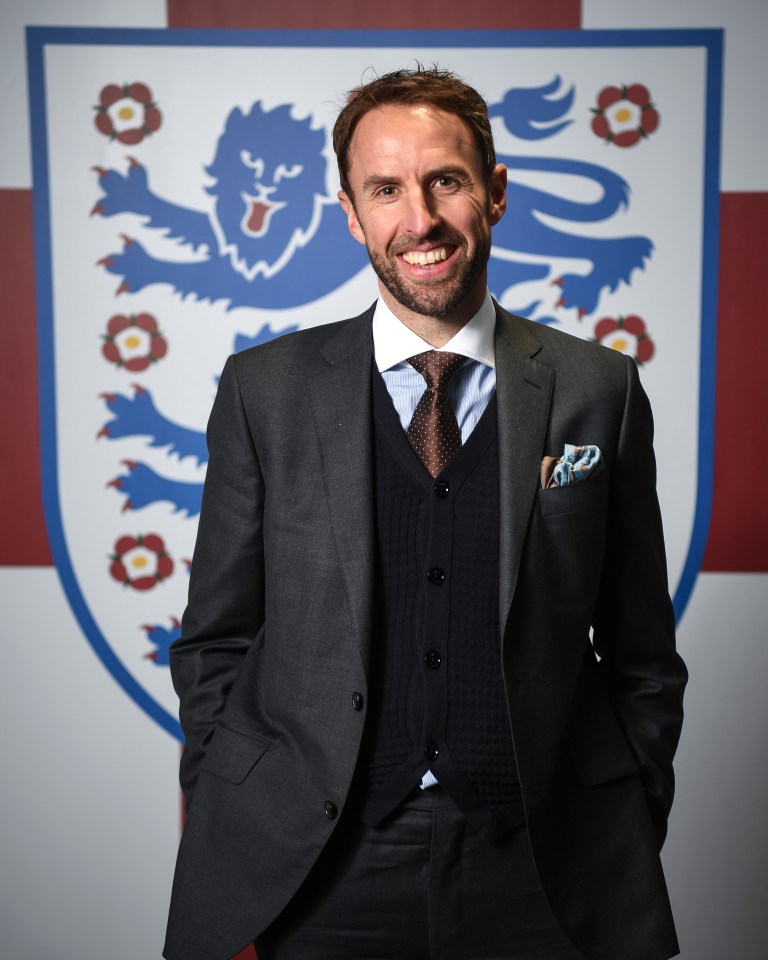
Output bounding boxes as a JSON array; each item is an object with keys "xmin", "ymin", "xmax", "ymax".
[{"xmin": 407, "ymin": 351, "xmax": 465, "ymax": 391}]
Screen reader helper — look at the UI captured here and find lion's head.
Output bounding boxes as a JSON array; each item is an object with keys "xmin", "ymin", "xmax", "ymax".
[{"xmin": 206, "ymin": 102, "xmax": 327, "ymax": 279}]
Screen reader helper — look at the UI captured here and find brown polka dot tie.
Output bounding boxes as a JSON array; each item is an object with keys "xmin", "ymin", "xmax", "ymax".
[{"xmin": 406, "ymin": 351, "xmax": 465, "ymax": 477}]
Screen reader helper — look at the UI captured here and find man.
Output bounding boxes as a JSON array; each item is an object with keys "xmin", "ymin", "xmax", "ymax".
[{"xmin": 164, "ymin": 67, "xmax": 687, "ymax": 960}]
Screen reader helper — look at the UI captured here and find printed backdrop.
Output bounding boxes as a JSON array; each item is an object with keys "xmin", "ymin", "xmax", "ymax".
[
  {"xmin": 30, "ymin": 29, "xmax": 719, "ymax": 739},
  {"xmin": 2, "ymin": 3, "xmax": 766, "ymax": 960}
]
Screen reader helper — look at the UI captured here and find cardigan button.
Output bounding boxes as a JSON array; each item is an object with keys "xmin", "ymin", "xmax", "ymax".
[
  {"xmin": 351, "ymin": 691, "xmax": 364, "ymax": 711},
  {"xmin": 424, "ymin": 742, "xmax": 439, "ymax": 762},
  {"xmin": 424, "ymin": 650, "xmax": 442, "ymax": 669},
  {"xmin": 434, "ymin": 480, "xmax": 450, "ymax": 498},
  {"xmin": 427, "ymin": 567, "xmax": 445, "ymax": 586},
  {"xmin": 324, "ymin": 801, "xmax": 338, "ymax": 820}
]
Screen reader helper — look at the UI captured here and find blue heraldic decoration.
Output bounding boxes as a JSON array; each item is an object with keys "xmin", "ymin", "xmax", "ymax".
[
  {"xmin": 100, "ymin": 324, "xmax": 297, "ymax": 518},
  {"xmin": 141, "ymin": 618, "xmax": 182, "ymax": 666}
]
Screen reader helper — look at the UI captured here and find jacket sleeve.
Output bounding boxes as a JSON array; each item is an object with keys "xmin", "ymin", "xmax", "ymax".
[
  {"xmin": 592, "ymin": 355, "xmax": 688, "ymax": 847},
  {"xmin": 169, "ymin": 354, "xmax": 265, "ymax": 806}
]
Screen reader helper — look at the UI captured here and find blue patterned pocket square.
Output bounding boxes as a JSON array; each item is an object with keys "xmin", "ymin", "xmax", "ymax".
[{"xmin": 540, "ymin": 444, "xmax": 604, "ymax": 489}]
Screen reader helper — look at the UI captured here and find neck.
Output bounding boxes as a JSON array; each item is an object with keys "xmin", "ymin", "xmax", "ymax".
[{"xmin": 378, "ymin": 282, "xmax": 486, "ymax": 348}]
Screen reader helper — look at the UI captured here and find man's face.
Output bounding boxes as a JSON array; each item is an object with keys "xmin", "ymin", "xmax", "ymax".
[{"xmin": 338, "ymin": 104, "xmax": 507, "ymax": 325}]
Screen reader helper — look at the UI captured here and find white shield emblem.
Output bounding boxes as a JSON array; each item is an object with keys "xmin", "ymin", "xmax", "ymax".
[{"xmin": 28, "ymin": 28, "xmax": 721, "ymax": 738}]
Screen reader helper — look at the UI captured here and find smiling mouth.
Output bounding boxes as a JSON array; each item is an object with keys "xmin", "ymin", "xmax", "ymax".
[{"xmin": 401, "ymin": 246, "xmax": 451, "ymax": 267}]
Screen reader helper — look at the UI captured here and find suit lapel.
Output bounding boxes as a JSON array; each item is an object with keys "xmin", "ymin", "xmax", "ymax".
[
  {"xmin": 307, "ymin": 308, "xmax": 376, "ymax": 678},
  {"xmin": 494, "ymin": 307, "xmax": 554, "ymax": 641}
]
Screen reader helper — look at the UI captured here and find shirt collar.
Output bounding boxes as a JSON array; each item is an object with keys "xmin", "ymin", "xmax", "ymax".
[{"xmin": 372, "ymin": 292, "xmax": 496, "ymax": 372}]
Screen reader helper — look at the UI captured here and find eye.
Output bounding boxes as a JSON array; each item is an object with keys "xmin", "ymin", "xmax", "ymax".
[
  {"xmin": 274, "ymin": 162, "xmax": 303, "ymax": 183},
  {"xmin": 240, "ymin": 150, "xmax": 265, "ymax": 179},
  {"xmin": 434, "ymin": 175, "xmax": 457, "ymax": 189}
]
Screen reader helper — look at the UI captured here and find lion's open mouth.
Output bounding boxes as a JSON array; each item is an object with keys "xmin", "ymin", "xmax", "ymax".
[
  {"xmin": 246, "ymin": 201, "xmax": 271, "ymax": 234},
  {"xmin": 240, "ymin": 194, "xmax": 286, "ymax": 237}
]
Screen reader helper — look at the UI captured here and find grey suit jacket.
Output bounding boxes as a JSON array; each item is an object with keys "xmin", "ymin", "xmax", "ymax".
[{"xmin": 164, "ymin": 304, "xmax": 687, "ymax": 960}]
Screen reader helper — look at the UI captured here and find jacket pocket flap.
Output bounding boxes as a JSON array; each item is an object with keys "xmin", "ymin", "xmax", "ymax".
[
  {"xmin": 539, "ymin": 469, "xmax": 607, "ymax": 518},
  {"xmin": 201, "ymin": 724, "xmax": 271, "ymax": 784},
  {"xmin": 564, "ymin": 726, "xmax": 639, "ymax": 786}
]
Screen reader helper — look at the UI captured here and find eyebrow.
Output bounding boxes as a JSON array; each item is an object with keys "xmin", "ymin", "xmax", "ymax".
[
  {"xmin": 361, "ymin": 174, "xmax": 399, "ymax": 194},
  {"xmin": 361, "ymin": 166, "xmax": 472, "ymax": 195}
]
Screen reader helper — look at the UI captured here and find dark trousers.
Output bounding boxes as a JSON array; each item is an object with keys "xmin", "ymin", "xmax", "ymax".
[{"xmin": 256, "ymin": 787, "xmax": 584, "ymax": 960}]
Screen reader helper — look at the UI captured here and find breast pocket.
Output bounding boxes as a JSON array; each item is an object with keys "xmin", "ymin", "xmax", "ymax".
[
  {"xmin": 531, "ymin": 470, "xmax": 609, "ymax": 609},
  {"xmin": 538, "ymin": 468, "xmax": 608, "ymax": 519},
  {"xmin": 201, "ymin": 723, "xmax": 273, "ymax": 784}
]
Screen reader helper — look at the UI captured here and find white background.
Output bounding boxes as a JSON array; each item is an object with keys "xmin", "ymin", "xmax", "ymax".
[{"xmin": 1, "ymin": 2, "xmax": 767, "ymax": 958}]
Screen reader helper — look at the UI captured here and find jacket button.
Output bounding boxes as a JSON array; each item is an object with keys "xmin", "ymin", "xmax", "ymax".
[
  {"xmin": 351, "ymin": 691, "xmax": 364, "ymax": 711},
  {"xmin": 424, "ymin": 650, "xmax": 442, "ymax": 669},
  {"xmin": 424, "ymin": 742, "xmax": 439, "ymax": 762},
  {"xmin": 324, "ymin": 801, "xmax": 338, "ymax": 820},
  {"xmin": 427, "ymin": 567, "xmax": 445, "ymax": 586},
  {"xmin": 434, "ymin": 480, "xmax": 450, "ymax": 498}
]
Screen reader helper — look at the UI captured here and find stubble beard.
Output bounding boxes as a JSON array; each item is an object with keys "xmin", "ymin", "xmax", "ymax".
[{"xmin": 366, "ymin": 226, "xmax": 492, "ymax": 320}]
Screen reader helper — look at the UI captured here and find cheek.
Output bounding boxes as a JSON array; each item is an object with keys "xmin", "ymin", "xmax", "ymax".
[
  {"xmin": 356, "ymin": 210, "xmax": 396, "ymax": 249},
  {"xmin": 445, "ymin": 195, "xmax": 491, "ymax": 228}
]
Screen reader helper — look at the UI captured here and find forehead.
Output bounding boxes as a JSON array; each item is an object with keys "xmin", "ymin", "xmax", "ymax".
[{"xmin": 347, "ymin": 103, "xmax": 482, "ymax": 180}]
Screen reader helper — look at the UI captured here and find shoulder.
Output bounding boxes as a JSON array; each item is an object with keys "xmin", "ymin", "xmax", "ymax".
[
  {"xmin": 499, "ymin": 306, "xmax": 626, "ymax": 367},
  {"xmin": 495, "ymin": 305, "xmax": 632, "ymax": 397},
  {"xmin": 231, "ymin": 304, "xmax": 375, "ymax": 380}
]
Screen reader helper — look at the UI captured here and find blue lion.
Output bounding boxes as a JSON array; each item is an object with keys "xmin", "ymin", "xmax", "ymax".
[
  {"xmin": 490, "ymin": 154, "xmax": 652, "ymax": 320},
  {"xmin": 485, "ymin": 76, "xmax": 653, "ymax": 319},
  {"xmin": 100, "ymin": 325, "xmax": 293, "ymax": 519},
  {"xmin": 94, "ymin": 101, "xmax": 367, "ymax": 308},
  {"xmin": 207, "ymin": 103, "xmax": 329, "ymax": 280}
]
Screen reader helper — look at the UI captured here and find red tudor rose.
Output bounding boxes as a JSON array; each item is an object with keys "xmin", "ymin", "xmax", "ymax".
[
  {"xmin": 101, "ymin": 312, "xmax": 168, "ymax": 372},
  {"xmin": 94, "ymin": 82, "xmax": 162, "ymax": 145},
  {"xmin": 591, "ymin": 83, "xmax": 659, "ymax": 148},
  {"xmin": 109, "ymin": 533, "xmax": 174, "ymax": 591},
  {"xmin": 592, "ymin": 314, "xmax": 656, "ymax": 366}
]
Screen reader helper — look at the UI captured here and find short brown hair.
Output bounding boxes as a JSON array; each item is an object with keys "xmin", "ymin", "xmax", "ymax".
[{"xmin": 332, "ymin": 65, "xmax": 496, "ymax": 197}]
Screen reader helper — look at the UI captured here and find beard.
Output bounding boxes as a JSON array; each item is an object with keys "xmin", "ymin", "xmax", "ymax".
[{"xmin": 366, "ymin": 224, "xmax": 492, "ymax": 319}]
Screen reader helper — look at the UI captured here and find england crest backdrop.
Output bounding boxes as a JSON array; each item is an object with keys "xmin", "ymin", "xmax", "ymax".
[
  {"xmin": 4, "ymin": 2, "xmax": 768, "ymax": 959},
  {"xmin": 28, "ymin": 27, "xmax": 720, "ymax": 740}
]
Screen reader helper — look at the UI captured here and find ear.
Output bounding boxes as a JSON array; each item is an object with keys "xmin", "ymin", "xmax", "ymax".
[
  {"xmin": 487, "ymin": 164, "xmax": 508, "ymax": 226},
  {"xmin": 338, "ymin": 190, "xmax": 366, "ymax": 246}
]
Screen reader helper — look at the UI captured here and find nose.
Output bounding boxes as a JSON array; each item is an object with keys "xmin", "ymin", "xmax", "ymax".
[
  {"xmin": 254, "ymin": 177, "xmax": 276, "ymax": 198},
  {"xmin": 402, "ymin": 188, "xmax": 441, "ymax": 238}
]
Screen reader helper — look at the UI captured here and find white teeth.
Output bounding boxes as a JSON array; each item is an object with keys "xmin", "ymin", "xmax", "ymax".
[{"xmin": 402, "ymin": 247, "xmax": 448, "ymax": 266}]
